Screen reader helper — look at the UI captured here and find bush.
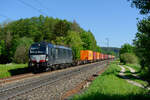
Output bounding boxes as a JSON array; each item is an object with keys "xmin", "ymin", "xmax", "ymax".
[
  {"xmin": 120, "ymin": 53, "xmax": 138, "ymax": 64},
  {"xmin": 13, "ymin": 37, "xmax": 33, "ymax": 63},
  {"xmin": 13, "ymin": 45, "xmax": 28, "ymax": 63}
]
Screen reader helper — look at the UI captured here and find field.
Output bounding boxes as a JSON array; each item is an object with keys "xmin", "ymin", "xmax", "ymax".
[
  {"xmin": 72, "ymin": 61, "xmax": 150, "ymax": 100},
  {"xmin": 0, "ymin": 64, "xmax": 28, "ymax": 78}
]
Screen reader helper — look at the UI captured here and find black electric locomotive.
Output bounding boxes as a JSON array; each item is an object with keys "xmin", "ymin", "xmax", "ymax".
[{"xmin": 28, "ymin": 42, "xmax": 73, "ymax": 72}]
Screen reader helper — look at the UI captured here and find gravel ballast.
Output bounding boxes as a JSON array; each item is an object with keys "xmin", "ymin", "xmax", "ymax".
[{"xmin": 7, "ymin": 61, "xmax": 108, "ymax": 100}]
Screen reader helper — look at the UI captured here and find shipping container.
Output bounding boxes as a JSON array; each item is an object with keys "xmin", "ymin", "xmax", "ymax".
[
  {"xmin": 93, "ymin": 52, "xmax": 97, "ymax": 61},
  {"xmin": 103, "ymin": 54, "xmax": 106, "ymax": 60},
  {"xmin": 105, "ymin": 54, "xmax": 108, "ymax": 60},
  {"xmin": 80, "ymin": 50, "xmax": 93, "ymax": 61},
  {"xmin": 108, "ymin": 55, "xmax": 111, "ymax": 59},
  {"xmin": 96, "ymin": 52, "xmax": 100, "ymax": 60},
  {"xmin": 100, "ymin": 53, "xmax": 104, "ymax": 60}
]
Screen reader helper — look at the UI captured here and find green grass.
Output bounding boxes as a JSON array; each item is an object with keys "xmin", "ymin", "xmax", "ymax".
[
  {"xmin": 0, "ymin": 64, "xmax": 28, "ymax": 78},
  {"xmin": 72, "ymin": 62, "xmax": 150, "ymax": 100},
  {"xmin": 136, "ymin": 66, "xmax": 150, "ymax": 83},
  {"xmin": 126, "ymin": 64, "xmax": 141, "ymax": 73},
  {"xmin": 123, "ymin": 65, "xmax": 148, "ymax": 87},
  {"xmin": 125, "ymin": 64, "xmax": 149, "ymax": 79},
  {"xmin": 123, "ymin": 65, "xmax": 131, "ymax": 75}
]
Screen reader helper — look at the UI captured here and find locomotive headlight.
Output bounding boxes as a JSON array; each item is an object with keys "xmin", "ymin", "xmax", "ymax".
[{"xmin": 46, "ymin": 56, "xmax": 48, "ymax": 61}]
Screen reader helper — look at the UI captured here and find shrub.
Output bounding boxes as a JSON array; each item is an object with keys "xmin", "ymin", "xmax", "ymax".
[
  {"xmin": 13, "ymin": 37, "xmax": 33, "ymax": 63},
  {"xmin": 120, "ymin": 53, "xmax": 138, "ymax": 64},
  {"xmin": 13, "ymin": 45, "xmax": 28, "ymax": 63}
]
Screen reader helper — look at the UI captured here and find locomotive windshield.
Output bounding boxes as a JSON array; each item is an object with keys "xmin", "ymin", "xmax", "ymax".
[{"xmin": 30, "ymin": 44, "xmax": 46, "ymax": 54}]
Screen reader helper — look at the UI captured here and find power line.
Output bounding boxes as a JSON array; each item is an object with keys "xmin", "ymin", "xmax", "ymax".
[
  {"xmin": 106, "ymin": 38, "xmax": 109, "ymax": 47},
  {"xmin": 34, "ymin": 0, "xmax": 49, "ymax": 12},
  {"xmin": 34, "ymin": 0, "xmax": 56, "ymax": 17},
  {"xmin": 17, "ymin": 0, "xmax": 48, "ymax": 16}
]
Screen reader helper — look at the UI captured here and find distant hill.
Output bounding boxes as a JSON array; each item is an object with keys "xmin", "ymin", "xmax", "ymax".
[{"xmin": 101, "ymin": 47, "xmax": 120, "ymax": 57}]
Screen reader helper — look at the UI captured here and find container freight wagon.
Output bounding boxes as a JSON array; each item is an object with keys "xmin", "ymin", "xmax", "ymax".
[
  {"xmin": 80, "ymin": 50, "xmax": 93, "ymax": 64},
  {"xmin": 112, "ymin": 56, "xmax": 115, "ymax": 59},
  {"xmin": 103, "ymin": 54, "xmax": 106, "ymax": 60},
  {"xmin": 96, "ymin": 52, "xmax": 100, "ymax": 61},
  {"xmin": 108, "ymin": 55, "xmax": 110, "ymax": 59},
  {"xmin": 93, "ymin": 52, "xmax": 97, "ymax": 62},
  {"xmin": 100, "ymin": 53, "xmax": 104, "ymax": 60},
  {"xmin": 105, "ymin": 54, "xmax": 108, "ymax": 60},
  {"xmin": 101, "ymin": 54, "xmax": 104, "ymax": 60}
]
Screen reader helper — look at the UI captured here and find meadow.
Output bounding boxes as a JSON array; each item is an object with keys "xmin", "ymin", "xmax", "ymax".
[
  {"xmin": 0, "ymin": 64, "xmax": 28, "ymax": 78},
  {"xmin": 72, "ymin": 61, "xmax": 150, "ymax": 100}
]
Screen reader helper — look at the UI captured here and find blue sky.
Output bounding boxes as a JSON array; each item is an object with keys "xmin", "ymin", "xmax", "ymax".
[{"xmin": 0, "ymin": 0, "xmax": 144, "ymax": 47}]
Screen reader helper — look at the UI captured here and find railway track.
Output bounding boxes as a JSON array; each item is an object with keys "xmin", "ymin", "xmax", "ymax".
[
  {"xmin": 0, "ymin": 60, "xmax": 109, "ymax": 100},
  {"xmin": 0, "ymin": 73, "xmax": 34, "ymax": 85}
]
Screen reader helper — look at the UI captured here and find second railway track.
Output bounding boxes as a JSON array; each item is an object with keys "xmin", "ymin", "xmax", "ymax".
[{"xmin": 0, "ymin": 60, "xmax": 109, "ymax": 100}]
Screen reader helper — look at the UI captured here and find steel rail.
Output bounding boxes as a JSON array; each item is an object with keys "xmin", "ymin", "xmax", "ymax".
[{"xmin": 0, "ymin": 61, "xmax": 108, "ymax": 100}]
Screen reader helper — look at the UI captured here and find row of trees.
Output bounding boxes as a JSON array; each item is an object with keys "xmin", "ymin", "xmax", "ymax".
[
  {"xmin": 131, "ymin": 0, "xmax": 150, "ymax": 72},
  {"xmin": 0, "ymin": 15, "xmax": 101, "ymax": 64},
  {"xmin": 120, "ymin": 0, "xmax": 150, "ymax": 72},
  {"xmin": 119, "ymin": 44, "xmax": 138, "ymax": 64},
  {"xmin": 101, "ymin": 47, "xmax": 120, "ymax": 57}
]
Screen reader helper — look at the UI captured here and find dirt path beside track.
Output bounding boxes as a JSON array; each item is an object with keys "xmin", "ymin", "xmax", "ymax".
[{"xmin": 118, "ymin": 65, "xmax": 150, "ymax": 90}]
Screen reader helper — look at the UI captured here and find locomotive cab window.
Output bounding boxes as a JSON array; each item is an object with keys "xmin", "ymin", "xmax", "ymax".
[{"xmin": 30, "ymin": 44, "xmax": 46, "ymax": 55}]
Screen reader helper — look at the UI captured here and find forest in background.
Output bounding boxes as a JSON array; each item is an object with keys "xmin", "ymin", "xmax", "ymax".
[
  {"xmin": 101, "ymin": 47, "xmax": 120, "ymax": 57},
  {"xmin": 0, "ymin": 15, "xmax": 102, "ymax": 64}
]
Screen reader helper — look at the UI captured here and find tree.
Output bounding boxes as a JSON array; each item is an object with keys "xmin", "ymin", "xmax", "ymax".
[
  {"xmin": 0, "ymin": 40, "xmax": 5, "ymax": 55},
  {"xmin": 129, "ymin": 0, "xmax": 150, "ymax": 71},
  {"xmin": 13, "ymin": 37, "xmax": 33, "ymax": 63},
  {"xmin": 13, "ymin": 45, "xmax": 27, "ymax": 63},
  {"xmin": 53, "ymin": 20, "xmax": 71, "ymax": 37},
  {"xmin": 65, "ymin": 31, "xmax": 83, "ymax": 60},
  {"xmin": 119, "ymin": 44, "xmax": 135, "ymax": 64},
  {"xmin": 42, "ymin": 17, "xmax": 55, "ymax": 42},
  {"xmin": 119, "ymin": 43, "xmax": 134, "ymax": 55},
  {"xmin": 0, "ymin": 40, "xmax": 7, "ymax": 64},
  {"xmin": 1, "ymin": 31, "xmax": 13, "ymax": 63},
  {"xmin": 128, "ymin": 0, "xmax": 150, "ymax": 14},
  {"xmin": 71, "ymin": 20, "xmax": 81, "ymax": 32},
  {"xmin": 101, "ymin": 47, "xmax": 120, "ymax": 57},
  {"xmin": 96, "ymin": 45, "xmax": 101, "ymax": 52},
  {"xmin": 0, "ymin": 25, "xmax": 2, "ymax": 39},
  {"xmin": 120, "ymin": 53, "xmax": 138, "ymax": 64},
  {"xmin": 80, "ymin": 30, "xmax": 97, "ymax": 51},
  {"xmin": 0, "ymin": 15, "xmax": 101, "ymax": 63},
  {"xmin": 52, "ymin": 20, "xmax": 71, "ymax": 44},
  {"xmin": 133, "ymin": 17, "xmax": 150, "ymax": 70}
]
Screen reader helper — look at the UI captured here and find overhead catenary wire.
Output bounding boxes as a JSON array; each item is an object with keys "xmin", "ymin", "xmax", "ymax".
[
  {"xmin": 34, "ymin": 0, "xmax": 56, "ymax": 17},
  {"xmin": 106, "ymin": 38, "xmax": 109, "ymax": 48},
  {"xmin": 17, "ymin": 0, "xmax": 48, "ymax": 16},
  {"xmin": 34, "ymin": 0, "xmax": 50, "ymax": 12},
  {"xmin": 34, "ymin": 0, "xmax": 55, "ymax": 17}
]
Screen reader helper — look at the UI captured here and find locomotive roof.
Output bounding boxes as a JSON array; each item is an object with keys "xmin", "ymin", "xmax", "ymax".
[{"xmin": 32, "ymin": 42, "xmax": 72, "ymax": 50}]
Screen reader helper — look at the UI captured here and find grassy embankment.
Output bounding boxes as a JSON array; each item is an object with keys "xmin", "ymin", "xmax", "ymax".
[
  {"xmin": 123, "ymin": 64, "xmax": 148, "ymax": 87},
  {"xmin": 72, "ymin": 61, "xmax": 150, "ymax": 100},
  {"xmin": 0, "ymin": 64, "xmax": 28, "ymax": 78},
  {"xmin": 126, "ymin": 64, "xmax": 150, "ymax": 80}
]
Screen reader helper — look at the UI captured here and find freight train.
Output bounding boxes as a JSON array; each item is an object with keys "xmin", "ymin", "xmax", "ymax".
[{"xmin": 28, "ymin": 42, "xmax": 115, "ymax": 72}]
